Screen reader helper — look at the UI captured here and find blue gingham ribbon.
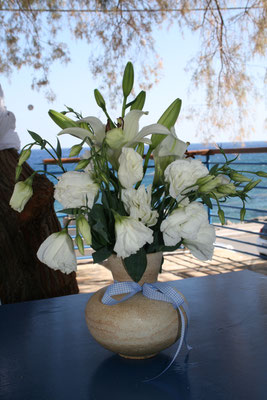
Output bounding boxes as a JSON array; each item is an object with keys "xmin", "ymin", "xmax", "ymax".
[{"xmin": 102, "ymin": 281, "xmax": 191, "ymax": 381}]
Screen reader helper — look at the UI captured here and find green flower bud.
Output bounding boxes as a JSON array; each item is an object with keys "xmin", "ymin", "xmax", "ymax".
[
  {"xmin": 18, "ymin": 149, "xmax": 31, "ymax": 166},
  {"xmin": 130, "ymin": 90, "xmax": 146, "ymax": 111},
  {"xmin": 217, "ymin": 183, "xmax": 236, "ymax": 195},
  {"xmin": 69, "ymin": 144, "xmax": 83, "ymax": 157},
  {"xmin": 157, "ymin": 98, "xmax": 182, "ymax": 130},
  {"xmin": 230, "ymin": 172, "xmax": 251, "ymax": 183},
  {"xmin": 218, "ymin": 209, "xmax": 225, "ymax": 225},
  {"xmin": 198, "ymin": 176, "xmax": 223, "ymax": 193},
  {"xmin": 48, "ymin": 110, "xmax": 77, "ymax": 129},
  {"xmin": 240, "ymin": 208, "xmax": 246, "ymax": 221},
  {"xmin": 15, "ymin": 165, "xmax": 22, "ymax": 181},
  {"xmin": 196, "ymin": 175, "xmax": 215, "ymax": 186},
  {"xmin": 151, "ymin": 98, "xmax": 182, "ymax": 149},
  {"xmin": 122, "ymin": 62, "xmax": 134, "ymax": 98},
  {"xmin": 77, "ymin": 215, "xmax": 92, "ymax": 245},
  {"xmin": 75, "ymin": 233, "xmax": 84, "ymax": 255},
  {"xmin": 243, "ymin": 179, "xmax": 261, "ymax": 192},
  {"xmin": 210, "ymin": 191, "xmax": 225, "ymax": 200},
  {"xmin": 94, "ymin": 89, "xmax": 106, "ymax": 109},
  {"xmin": 256, "ymin": 171, "xmax": 267, "ymax": 177},
  {"xmin": 75, "ymin": 159, "xmax": 90, "ymax": 171}
]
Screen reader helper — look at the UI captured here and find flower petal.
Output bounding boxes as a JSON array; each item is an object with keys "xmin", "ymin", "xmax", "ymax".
[
  {"xmin": 58, "ymin": 127, "xmax": 94, "ymax": 141},
  {"xmin": 78, "ymin": 116, "xmax": 105, "ymax": 144},
  {"xmin": 137, "ymin": 123, "xmax": 170, "ymax": 141},
  {"xmin": 123, "ymin": 110, "xmax": 148, "ymax": 142}
]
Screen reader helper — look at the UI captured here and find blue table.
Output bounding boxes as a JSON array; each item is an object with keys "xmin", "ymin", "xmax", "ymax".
[{"xmin": 1, "ymin": 270, "xmax": 267, "ymax": 400}]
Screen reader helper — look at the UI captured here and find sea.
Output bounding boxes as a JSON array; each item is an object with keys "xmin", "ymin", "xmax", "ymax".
[{"xmin": 27, "ymin": 141, "xmax": 267, "ymax": 224}]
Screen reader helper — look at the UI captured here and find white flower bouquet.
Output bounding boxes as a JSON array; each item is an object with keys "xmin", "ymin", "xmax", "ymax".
[{"xmin": 10, "ymin": 62, "xmax": 265, "ymax": 281}]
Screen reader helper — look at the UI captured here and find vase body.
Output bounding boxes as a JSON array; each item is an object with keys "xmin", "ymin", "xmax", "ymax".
[{"xmin": 85, "ymin": 252, "xmax": 186, "ymax": 359}]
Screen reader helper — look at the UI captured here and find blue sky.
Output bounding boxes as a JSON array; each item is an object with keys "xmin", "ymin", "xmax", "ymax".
[{"xmin": 1, "ymin": 21, "xmax": 266, "ymax": 149}]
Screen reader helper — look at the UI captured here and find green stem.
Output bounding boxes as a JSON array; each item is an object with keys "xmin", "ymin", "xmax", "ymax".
[
  {"xmin": 45, "ymin": 140, "xmax": 66, "ymax": 172},
  {"xmin": 121, "ymin": 97, "xmax": 127, "ymax": 118},
  {"xmin": 35, "ymin": 170, "xmax": 59, "ymax": 181}
]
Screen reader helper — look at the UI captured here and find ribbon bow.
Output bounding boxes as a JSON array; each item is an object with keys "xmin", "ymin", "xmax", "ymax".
[{"xmin": 102, "ymin": 280, "xmax": 191, "ymax": 381}]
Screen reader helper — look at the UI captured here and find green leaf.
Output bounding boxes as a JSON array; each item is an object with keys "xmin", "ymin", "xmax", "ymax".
[
  {"xmin": 92, "ymin": 247, "xmax": 112, "ymax": 264},
  {"xmin": 56, "ymin": 138, "xmax": 62, "ymax": 158},
  {"xmin": 161, "ymin": 242, "xmax": 183, "ymax": 252},
  {"xmin": 90, "ymin": 204, "xmax": 111, "ymax": 244},
  {"xmin": 123, "ymin": 248, "xmax": 147, "ymax": 282},
  {"xmin": 57, "ymin": 208, "xmax": 81, "ymax": 215},
  {"xmin": 130, "ymin": 90, "xmax": 146, "ymax": 110},
  {"xmin": 209, "ymin": 164, "xmax": 219, "ymax": 175},
  {"xmin": 28, "ymin": 130, "xmax": 43, "ymax": 144},
  {"xmin": 151, "ymin": 187, "xmax": 165, "ymax": 208},
  {"xmin": 122, "ymin": 62, "xmax": 134, "ymax": 98}
]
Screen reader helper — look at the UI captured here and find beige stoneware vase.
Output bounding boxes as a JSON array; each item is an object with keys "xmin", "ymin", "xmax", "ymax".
[{"xmin": 85, "ymin": 252, "xmax": 186, "ymax": 359}]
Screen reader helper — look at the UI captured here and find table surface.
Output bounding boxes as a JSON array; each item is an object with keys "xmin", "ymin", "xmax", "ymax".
[{"xmin": 1, "ymin": 270, "xmax": 267, "ymax": 400}]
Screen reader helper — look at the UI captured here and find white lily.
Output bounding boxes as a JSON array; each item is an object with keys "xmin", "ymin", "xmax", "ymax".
[
  {"xmin": 157, "ymin": 126, "xmax": 189, "ymax": 158},
  {"xmin": 106, "ymin": 110, "xmax": 170, "ymax": 149},
  {"xmin": 58, "ymin": 126, "xmax": 94, "ymax": 144},
  {"xmin": 58, "ymin": 110, "xmax": 169, "ymax": 151},
  {"xmin": 37, "ymin": 229, "xmax": 77, "ymax": 274}
]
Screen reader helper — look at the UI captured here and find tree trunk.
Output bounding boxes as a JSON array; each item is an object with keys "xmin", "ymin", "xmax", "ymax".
[{"xmin": 0, "ymin": 148, "xmax": 79, "ymax": 304}]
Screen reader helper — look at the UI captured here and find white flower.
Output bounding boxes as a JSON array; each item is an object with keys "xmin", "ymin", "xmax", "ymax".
[
  {"xmin": 160, "ymin": 202, "xmax": 209, "ymax": 246},
  {"xmin": 164, "ymin": 158, "xmax": 209, "ymax": 199},
  {"xmin": 57, "ymin": 111, "xmax": 170, "ymax": 150},
  {"xmin": 54, "ymin": 171, "xmax": 99, "ymax": 209},
  {"xmin": 157, "ymin": 126, "xmax": 189, "ymax": 158},
  {"xmin": 9, "ymin": 179, "xmax": 33, "ymax": 212},
  {"xmin": 106, "ymin": 110, "xmax": 170, "ymax": 149},
  {"xmin": 37, "ymin": 230, "xmax": 77, "ymax": 274},
  {"xmin": 121, "ymin": 184, "xmax": 158, "ymax": 226},
  {"xmin": 184, "ymin": 223, "xmax": 215, "ymax": 261},
  {"xmin": 118, "ymin": 148, "xmax": 143, "ymax": 188},
  {"xmin": 114, "ymin": 214, "xmax": 154, "ymax": 258}
]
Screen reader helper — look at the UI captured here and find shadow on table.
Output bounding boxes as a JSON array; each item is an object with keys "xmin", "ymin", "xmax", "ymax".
[{"xmin": 89, "ymin": 352, "xmax": 191, "ymax": 400}]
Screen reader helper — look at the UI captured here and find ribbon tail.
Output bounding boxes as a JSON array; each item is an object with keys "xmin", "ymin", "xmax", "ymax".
[{"xmin": 143, "ymin": 306, "xmax": 189, "ymax": 382}]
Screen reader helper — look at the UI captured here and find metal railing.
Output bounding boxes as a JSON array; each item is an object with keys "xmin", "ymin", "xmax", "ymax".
[{"xmin": 43, "ymin": 146, "xmax": 267, "ymax": 260}]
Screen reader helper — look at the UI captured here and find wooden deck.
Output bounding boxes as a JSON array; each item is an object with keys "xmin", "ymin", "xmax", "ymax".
[{"xmin": 76, "ymin": 247, "xmax": 267, "ymax": 293}]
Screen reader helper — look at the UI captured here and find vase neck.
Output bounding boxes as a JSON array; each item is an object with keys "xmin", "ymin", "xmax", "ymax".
[{"xmin": 103, "ymin": 252, "xmax": 163, "ymax": 285}]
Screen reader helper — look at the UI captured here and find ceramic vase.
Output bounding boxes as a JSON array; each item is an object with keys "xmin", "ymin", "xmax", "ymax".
[{"xmin": 85, "ymin": 252, "xmax": 186, "ymax": 359}]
